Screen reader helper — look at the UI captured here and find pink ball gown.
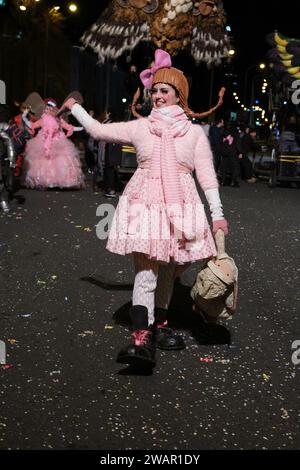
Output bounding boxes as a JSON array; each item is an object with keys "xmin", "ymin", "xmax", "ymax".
[{"xmin": 24, "ymin": 113, "xmax": 84, "ymax": 189}]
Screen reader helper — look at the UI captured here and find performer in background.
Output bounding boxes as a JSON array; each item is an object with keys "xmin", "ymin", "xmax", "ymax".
[{"xmin": 24, "ymin": 99, "xmax": 84, "ymax": 190}]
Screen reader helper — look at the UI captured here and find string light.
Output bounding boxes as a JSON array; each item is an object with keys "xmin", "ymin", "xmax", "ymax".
[{"xmin": 231, "ymin": 92, "xmax": 250, "ymax": 112}]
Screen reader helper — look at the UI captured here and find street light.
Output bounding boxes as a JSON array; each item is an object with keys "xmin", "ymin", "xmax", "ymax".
[{"xmin": 68, "ymin": 3, "xmax": 78, "ymax": 13}]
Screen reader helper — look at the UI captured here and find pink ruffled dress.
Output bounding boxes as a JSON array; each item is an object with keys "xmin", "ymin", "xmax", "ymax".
[{"xmin": 106, "ymin": 168, "xmax": 217, "ymax": 263}]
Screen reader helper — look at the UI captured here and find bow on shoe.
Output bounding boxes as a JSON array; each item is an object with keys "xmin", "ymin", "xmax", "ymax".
[{"xmin": 140, "ymin": 49, "xmax": 172, "ymax": 89}]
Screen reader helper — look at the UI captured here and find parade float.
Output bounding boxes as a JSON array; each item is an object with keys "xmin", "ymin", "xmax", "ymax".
[
  {"xmin": 265, "ymin": 31, "xmax": 300, "ymax": 187},
  {"xmin": 81, "ymin": 0, "xmax": 230, "ymax": 66}
]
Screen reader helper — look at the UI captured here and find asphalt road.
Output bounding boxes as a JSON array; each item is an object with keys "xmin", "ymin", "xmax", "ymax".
[{"xmin": 0, "ymin": 177, "xmax": 299, "ymax": 451}]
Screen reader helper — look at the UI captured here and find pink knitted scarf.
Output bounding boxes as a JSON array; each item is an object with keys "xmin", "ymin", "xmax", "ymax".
[{"xmin": 148, "ymin": 105, "xmax": 191, "ymax": 235}]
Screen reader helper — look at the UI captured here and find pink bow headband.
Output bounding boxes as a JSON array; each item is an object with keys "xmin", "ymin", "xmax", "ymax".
[{"xmin": 140, "ymin": 49, "xmax": 172, "ymax": 89}]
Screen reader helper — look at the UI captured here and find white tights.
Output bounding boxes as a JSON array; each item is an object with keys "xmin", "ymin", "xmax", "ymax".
[{"xmin": 132, "ymin": 253, "xmax": 189, "ymax": 326}]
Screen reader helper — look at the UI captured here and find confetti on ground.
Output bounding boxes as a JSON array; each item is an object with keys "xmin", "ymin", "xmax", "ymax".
[
  {"xmin": 7, "ymin": 339, "xmax": 18, "ymax": 345},
  {"xmin": 78, "ymin": 331, "xmax": 95, "ymax": 337},
  {"xmin": 199, "ymin": 357, "xmax": 214, "ymax": 363},
  {"xmin": 216, "ymin": 359, "xmax": 230, "ymax": 364},
  {"xmin": 37, "ymin": 280, "xmax": 46, "ymax": 285},
  {"xmin": 262, "ymin": 373, "xmax": 270, "ymax": 382},
  {"xmin": 75, "ymin": 225, "xmax": 82, "ymax": 228},
  {"xmin": 1, "ymin": 364, "xmax": 13, "ymax": 370},
  {"xmin": 280, "ymin": 408, "xmax": 290, "ymax": 420},
  {"xmin": 104, "ymin": 325, "xmax": 114, "ymax": 330},
  {"xmin": 83, "ymin": 227, "xmax": 92, "ymax": 232},
  {"xmin": 19, "ymin": 313, "xmax": 32, "ymax": 318},
  {"xmin": 51, "ymin": 275, "xmax": 58, "ymax": 280}
]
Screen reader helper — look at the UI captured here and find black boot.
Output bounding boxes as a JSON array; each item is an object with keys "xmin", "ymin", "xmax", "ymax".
[
  {"xmin": 154, "ymin": 308, "xmax": 186, "ymax": 350},
  {"xmin": 117, "ymin": 305, "xmax": 156, "ymax": 367}
]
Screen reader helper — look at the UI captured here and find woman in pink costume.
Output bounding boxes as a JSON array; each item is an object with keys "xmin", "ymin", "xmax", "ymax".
[
  {"xmin": 24, "ymin": 99, "xmax": 84, "ymax": 189},
  {"xmin": 60, "ymin": 50, "xmax": 228, "ymax": 369}
]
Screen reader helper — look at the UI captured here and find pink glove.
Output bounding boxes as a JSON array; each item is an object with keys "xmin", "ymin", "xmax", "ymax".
[
  {"xmin": 57, "ymin": 98, "xmax": 78, "ymax": 116},
  {"xmin": 212, "ymin": 219, "xmax": 229, "ymax": 236}
]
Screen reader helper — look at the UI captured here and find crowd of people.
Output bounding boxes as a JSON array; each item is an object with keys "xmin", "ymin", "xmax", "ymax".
[{"xmin": 205, "ymin": 118, "xmax": 261, "ymax": 188}]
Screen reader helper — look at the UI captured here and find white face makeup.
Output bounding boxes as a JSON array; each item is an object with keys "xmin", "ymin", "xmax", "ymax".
[{"xmin": 150, "ymin": 83, "xmax": 179, "ymax": 109}]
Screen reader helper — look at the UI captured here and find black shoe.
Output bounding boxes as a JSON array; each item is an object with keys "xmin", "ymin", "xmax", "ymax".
[
  {"xmin": 153, "ymin": 307, "xmax": 185, "ymax": 350},
  {"xmin": 117, "ymin": 329, "xmax": 156, "ymax": 367},
  {"xmin": 116, "ymin": 305, "xmax": 156, "ymax": 367},
  {"xmin": 155, "ymin": 323, "xmax": 186, "ymax": 350}
]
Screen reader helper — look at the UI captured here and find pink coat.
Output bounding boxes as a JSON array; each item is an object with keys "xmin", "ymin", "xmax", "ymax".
[{"xmin": 84, "ymin": 118, "xmax": 218, "ymax": 192}]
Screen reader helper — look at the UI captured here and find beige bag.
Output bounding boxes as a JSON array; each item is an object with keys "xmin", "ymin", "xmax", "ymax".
[{"xmin": 191, "ymin": 230, "xmax": 238, "ymax": 322}]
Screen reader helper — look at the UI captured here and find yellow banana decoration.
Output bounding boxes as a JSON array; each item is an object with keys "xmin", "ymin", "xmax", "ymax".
[
  {"xmin": 274, "ymin": 31, "xmax": 288, "ymax": 47},
  {"xmin": 281, "ymin": 59, "xmax": 292, "ymax": 67},
  {"xmin": 279, "ymin": 53, "xmax": 293, "ymax": 60},
  {"xmin": 276, "ymin": 44, "xmax": 287, "ymax": 54},
  {"xmin": 272, "ymin": 31, "xmax": 300, "ymax": 79},
  {"xmin": 287, "ymin": 67, "xmax": 300, "ymax": 75}
]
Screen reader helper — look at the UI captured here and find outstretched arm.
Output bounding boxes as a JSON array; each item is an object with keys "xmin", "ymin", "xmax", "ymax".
[
  {"xmin": 72, "ymin": 104, "xmax": 139, "ymax": 144},
  {"xmin": 58, "ymin": 99, "xmax": 139, "ymax": 145}
]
